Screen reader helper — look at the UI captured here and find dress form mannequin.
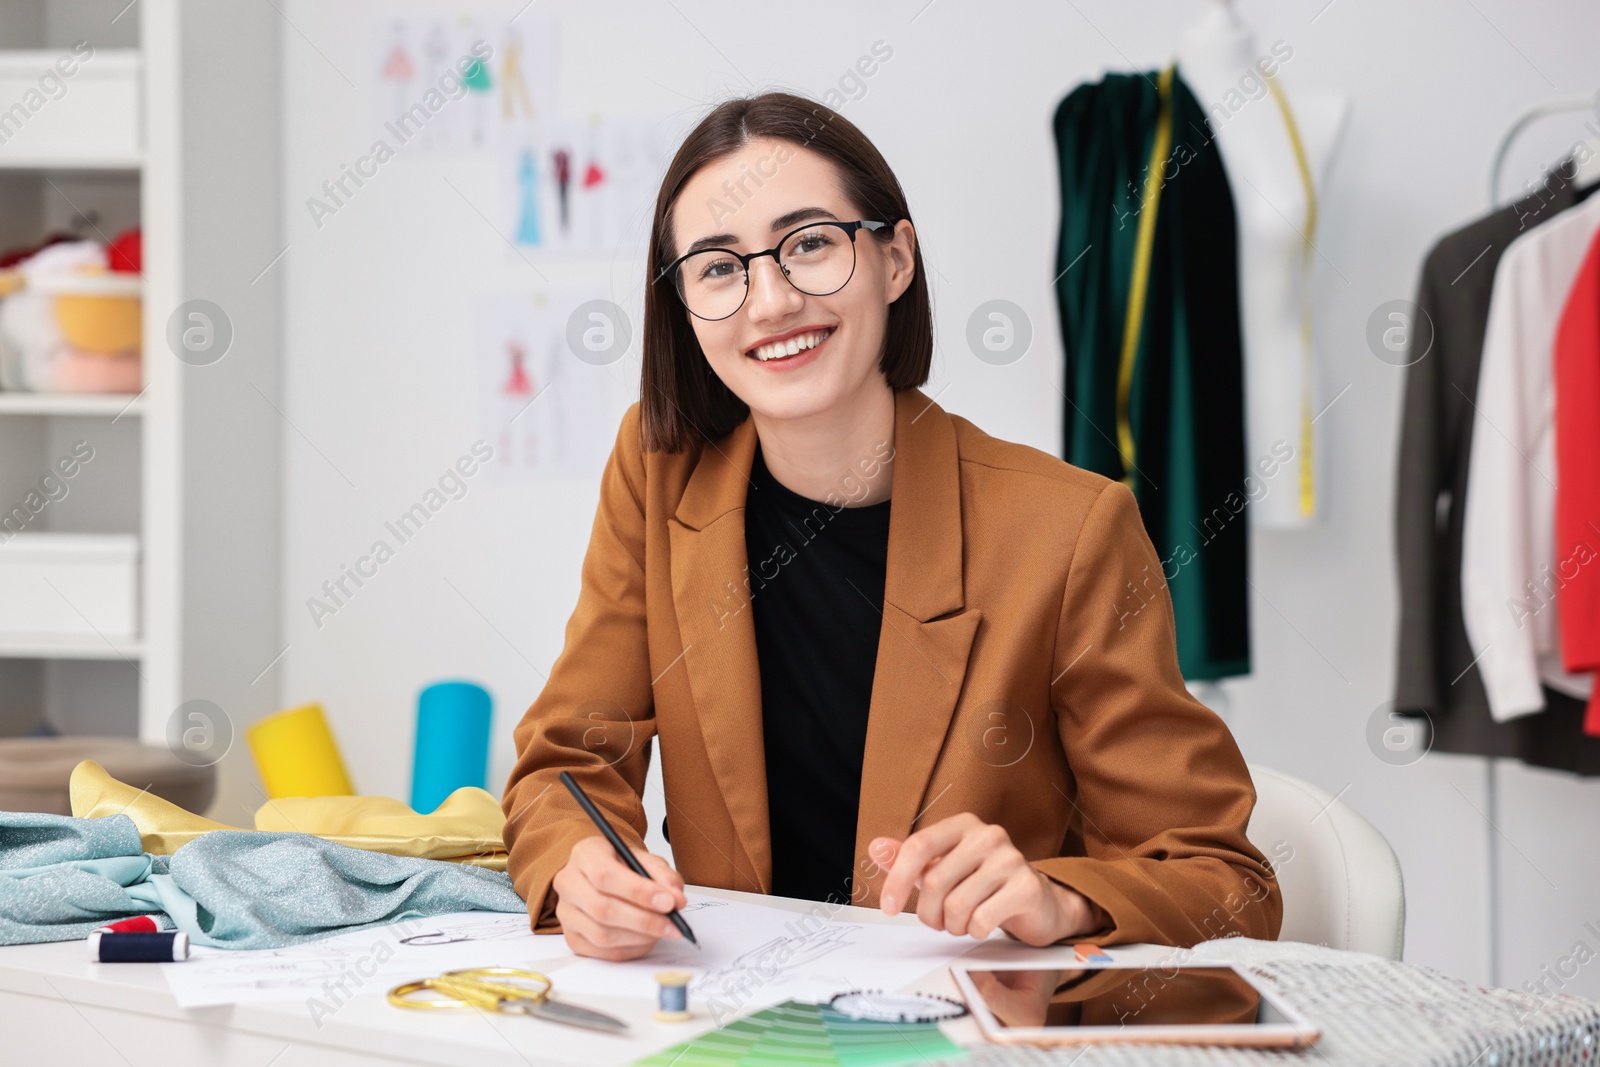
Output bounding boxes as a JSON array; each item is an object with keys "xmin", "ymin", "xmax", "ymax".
[{"xmin": 1177, "ymin": 0, "xmax": 1348, "ymax": 529}]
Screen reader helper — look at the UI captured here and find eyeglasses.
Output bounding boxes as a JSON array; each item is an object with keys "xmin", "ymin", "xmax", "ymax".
[{"xmin": 663, "ymin": 219, "xmax": 892, "ymax": 322}]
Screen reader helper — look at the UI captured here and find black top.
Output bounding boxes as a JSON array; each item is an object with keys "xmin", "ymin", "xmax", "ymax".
[{"xmin": 745, "ymin": 445, "xmax": 891, "ymax": 904}]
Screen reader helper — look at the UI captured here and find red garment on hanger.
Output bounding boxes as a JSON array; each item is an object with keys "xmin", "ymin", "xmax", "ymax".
[{"xmin": 1553, "ymin": 225, "xmax": 1600, "ymax": 735}]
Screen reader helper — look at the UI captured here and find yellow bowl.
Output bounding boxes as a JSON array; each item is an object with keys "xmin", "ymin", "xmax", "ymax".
[{"xmin": 55, "ymin": 292, "xmax": 142, "ymax": 354}]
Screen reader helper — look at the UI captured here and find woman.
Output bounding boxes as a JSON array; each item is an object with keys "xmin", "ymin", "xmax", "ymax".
[{"xmin": 501, "ymin": 91, "xmax": 1281, "ymax": 961}]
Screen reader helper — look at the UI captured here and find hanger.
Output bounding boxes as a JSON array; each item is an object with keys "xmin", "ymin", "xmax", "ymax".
[{"xmin": 1489, "ymin": 93, "xmax": 1600, "ymax": 206}]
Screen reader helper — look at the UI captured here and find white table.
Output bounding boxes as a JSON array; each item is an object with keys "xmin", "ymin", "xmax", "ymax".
[
  {"xmin": 0, "ymin": 886, "xmax": 1139, "ymax": 1067},
  {"xmin": 11, "ymin": 892, "xmax": 1591, "ymax": 1067}
]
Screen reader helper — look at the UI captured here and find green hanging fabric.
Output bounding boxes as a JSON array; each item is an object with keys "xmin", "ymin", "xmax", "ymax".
[{"xmin": 1052, "ymin": 68, "xmax": 1251, "ymax": 682}]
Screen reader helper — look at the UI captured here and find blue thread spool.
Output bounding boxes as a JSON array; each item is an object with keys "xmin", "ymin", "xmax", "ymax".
[
  {"xmin": 89, "ymin": 931, "xmax": 189, "ymax": 962},
  {"xmin": 410, "ymin": 680, "xmax": 492, "ymax": 814},
  {"xmin": 654, "ymin": 970, "xmax": 692, "ymax": 1022}
]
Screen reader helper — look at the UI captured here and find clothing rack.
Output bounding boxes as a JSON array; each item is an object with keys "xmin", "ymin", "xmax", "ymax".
[
  {"xmin": 1476, "ymin": 103, "xmax": 1600, "ymax": 983},
  {"xmin": 1489, "ymin": 95, "xmax": 1599, "ymax": 204}
]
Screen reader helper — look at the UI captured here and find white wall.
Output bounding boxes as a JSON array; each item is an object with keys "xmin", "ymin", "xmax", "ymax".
[
  {"xmin": 277, "ymin": 0, "xmax": 1600, "ymax": 995},
  {"xmin": 169, "ymin": 0, "xmax": 285, "ymax": 839}
]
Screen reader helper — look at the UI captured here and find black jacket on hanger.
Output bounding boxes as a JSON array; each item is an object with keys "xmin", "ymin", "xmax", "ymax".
[{"xmin": 1393, "ymin": 158, "xmax": 1600, "ymax": 773}]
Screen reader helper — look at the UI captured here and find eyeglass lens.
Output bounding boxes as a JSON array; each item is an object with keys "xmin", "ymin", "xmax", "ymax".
[{"xmin": 675, "ymin": 223, "xmax": 859, "ymax": 320}]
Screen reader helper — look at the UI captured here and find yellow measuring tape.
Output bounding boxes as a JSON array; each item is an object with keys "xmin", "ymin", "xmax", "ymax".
[
  {"xmin": 1115, "ymin": 65, "xmax": 1175, "ymax": 490},
  {"xmin": 1262, "ymin": 69, "xmax": 1319, "ymax": 518}
]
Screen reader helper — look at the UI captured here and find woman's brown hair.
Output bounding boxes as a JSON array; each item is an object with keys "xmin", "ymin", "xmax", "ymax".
[{"xmin": 640, "ymin": 91, "xmax": 933, "ymax": 453}]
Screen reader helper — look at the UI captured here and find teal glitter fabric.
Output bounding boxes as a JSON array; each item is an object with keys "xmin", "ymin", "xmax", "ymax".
[
  {"xmin": 164, "ymin": 831, "xmax": 524, "ymax": 948},
  {"xmin": 0, "ymin": 813, "xmax": 524, "ymax": 948},
  {"xmin": 0, "ymin": 811, "xmax": 143, "ymax": 868}
]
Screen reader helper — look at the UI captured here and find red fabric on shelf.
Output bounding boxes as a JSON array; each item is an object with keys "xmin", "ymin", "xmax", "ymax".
[{"xmin": 107, "ymin": 228, "xmax": 142, "ymax": 273}]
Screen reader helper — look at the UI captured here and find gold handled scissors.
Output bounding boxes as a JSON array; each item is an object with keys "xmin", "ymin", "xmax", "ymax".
[{"xmin": 388, "ymin": 967, "xmax": 631, "ymax": 1035}]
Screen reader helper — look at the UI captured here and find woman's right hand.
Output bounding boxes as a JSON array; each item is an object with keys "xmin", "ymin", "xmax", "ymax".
[{"xmin": 552, "ymin": 835, "xmax": 688, "ymax": 960}]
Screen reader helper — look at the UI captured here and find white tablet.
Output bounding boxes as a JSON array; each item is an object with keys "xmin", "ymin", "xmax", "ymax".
[{"xmin": 951, "ymin": 960, "xmax": 1320, "ymax": 1048}]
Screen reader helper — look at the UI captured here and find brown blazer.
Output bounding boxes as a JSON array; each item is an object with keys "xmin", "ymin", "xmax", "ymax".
[{"xmin": 502, "ymin": 387, "xmax": 1282, "ymax": 947}]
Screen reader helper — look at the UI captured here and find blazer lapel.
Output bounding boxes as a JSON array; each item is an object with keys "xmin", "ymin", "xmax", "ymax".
[
  {"xmin": 855, "ymin": 389, "xmax": 980, "ymax": 903},
  {"xmin": 668, "ymin": 415, "xmax": 771, "ymax": 892}
]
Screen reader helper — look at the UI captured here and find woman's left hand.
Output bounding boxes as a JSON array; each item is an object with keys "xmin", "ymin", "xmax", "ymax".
[{"xmin": 870, "ymin": 813, "xmax": 1097, "ymax": 946}]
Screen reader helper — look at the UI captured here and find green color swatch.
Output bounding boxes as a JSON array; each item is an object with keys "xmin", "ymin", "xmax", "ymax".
[{"xmin": 634, "ymin": 1000, "xmax": 967, "ymax": 1067}]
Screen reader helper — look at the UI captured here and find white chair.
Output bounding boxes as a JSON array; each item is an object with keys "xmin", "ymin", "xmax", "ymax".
[{"xmin": 1245, "ymin": 764, "xmax": 1406, "ymax": 959}]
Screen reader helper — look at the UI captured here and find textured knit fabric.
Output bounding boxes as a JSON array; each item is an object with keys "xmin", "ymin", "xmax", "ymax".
[
  {"xmin": 954, "ymin": 937, "xmax": 1600, "ymax": 1067},
  {"xmin": 1052, "ymin": 69, "xmax": 1250, "ymax": 681},
  {"xmin": 1393, "ymin": 160, "xmax": 1600, "ymax": 771},
  {"xmin": 163, "ymin": 831, "xmax": 523, "ymax": 947},
  {"xmin": 744, "ymin": 444, "xmax": 891, "ymax": 905},
  {"xmin": 0, "ymin": 809, "xmax": 143, "ymax": 869},
  {"xmin": 0, "ymin": 862, "xmax": 176, "ymax": 944},
  {"xmin": 0, "ymin": 811, "xmax": 523, "ymax": 948}
]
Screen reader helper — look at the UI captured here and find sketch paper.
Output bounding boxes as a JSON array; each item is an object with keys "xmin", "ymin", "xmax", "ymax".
[
  {"xmin": 554, "ymin": 892, "xmax": 981, "ymax": 1017},
  {"xmin": 160, "ymin": 911, "xmax": 568, "ymax": 1009},
  {"xmin": 368, "ymin": 11, "xmax": 558, "ymax": 158},
  {"xmin": 498, "ymin": 114, "xmax": 674, "ymax": 255},
  {"xmin": 475, "ymin": 288, "xmax": 617, "ymax": 480}
]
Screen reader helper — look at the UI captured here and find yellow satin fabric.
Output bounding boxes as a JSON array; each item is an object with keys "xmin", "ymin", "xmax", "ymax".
[{"xmin": 69, "ymin": 760, "xmax": 508, "ymax": 870}]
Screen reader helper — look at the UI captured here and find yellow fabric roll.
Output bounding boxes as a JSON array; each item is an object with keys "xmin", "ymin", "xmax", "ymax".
[
  {"xmin": 69, "ymin": 759, "xmax": 508, "ymax": 870},
  {"xmin": 247, "ymin": 702, "xmax": 354, "ymax": 798}
]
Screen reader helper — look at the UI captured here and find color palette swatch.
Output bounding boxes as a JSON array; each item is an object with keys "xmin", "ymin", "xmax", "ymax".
[{"xmin": 634, "ymin": 999, "xmax": 967, "ymax": 1067}]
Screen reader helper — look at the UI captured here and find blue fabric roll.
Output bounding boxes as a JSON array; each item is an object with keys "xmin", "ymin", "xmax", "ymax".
[
  {"xmin": 410, "ymin": 680, "xmax": 492, "ymax": 814},
  {"xmin": 0, "ymin": 812, "xmax": 525, "ymax": 949}
]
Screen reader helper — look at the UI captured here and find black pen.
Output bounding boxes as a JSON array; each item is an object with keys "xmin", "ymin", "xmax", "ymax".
[{"xmin": 558, "ymin": 771, "xmax": 700, "ymax": 949}]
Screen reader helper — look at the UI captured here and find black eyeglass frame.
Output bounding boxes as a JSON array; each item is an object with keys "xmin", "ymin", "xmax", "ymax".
[{"xmin": 661, "ymin": 219, "xmax": 894, "ymax": 321}]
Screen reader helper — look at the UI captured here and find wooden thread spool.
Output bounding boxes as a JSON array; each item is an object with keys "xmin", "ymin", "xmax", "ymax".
[{"xmin": 654, "ymin": 970, "xmax": 692, "ymax": 1023}]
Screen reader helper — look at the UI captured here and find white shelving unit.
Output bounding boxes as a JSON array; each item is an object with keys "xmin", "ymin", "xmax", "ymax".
[
  {"xmin": 0, "ymin": 392, "xmax": 143, "ymax": 416},
  {"xmin": 0, "ymin": 47, "xmax": 141, "ymax": 169},
  {"xmin": 0, "ymin": 6, "xmax": 145, "ymax": 740},
  {"xmin": 0, "ymin": 0, "xmax": 281, "ymax": 791},
  {"xmin": 0, "ymin": 633, "xmax": 144, "ymax": 660}
]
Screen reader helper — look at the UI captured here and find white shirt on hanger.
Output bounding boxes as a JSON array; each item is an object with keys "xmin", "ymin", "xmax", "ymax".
[{"xmin": 1460, "ymin": 188, "xmax": 1600, "ymax": 720}]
